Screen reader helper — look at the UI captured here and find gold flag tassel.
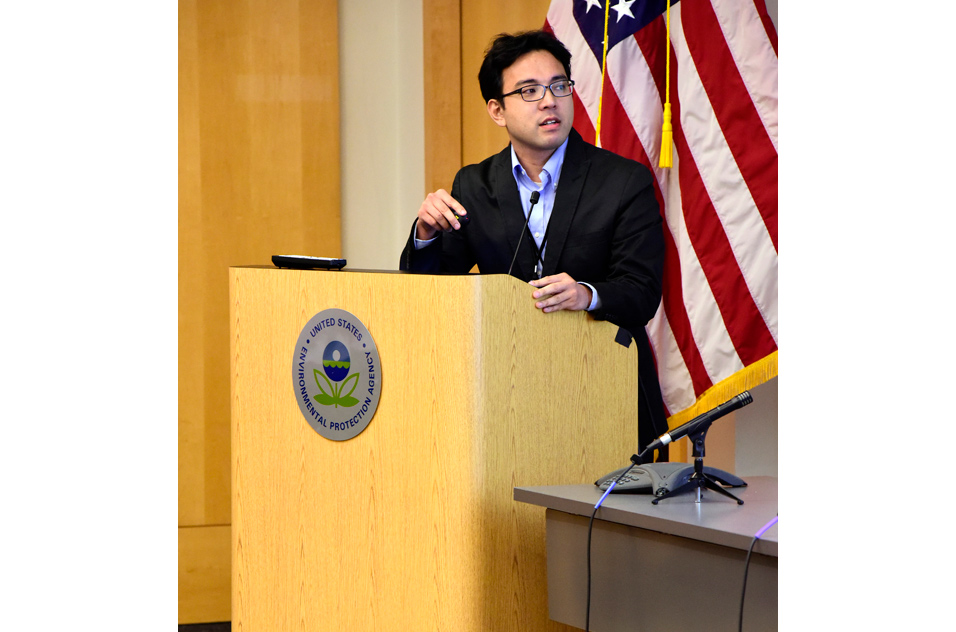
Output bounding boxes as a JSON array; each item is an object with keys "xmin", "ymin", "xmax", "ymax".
[{"xmin": 659, "ymin": 0, "xmax": 673, "ymax": 168}]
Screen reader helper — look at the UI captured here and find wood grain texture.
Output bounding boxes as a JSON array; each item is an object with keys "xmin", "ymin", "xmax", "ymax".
[
  {"xmin": 231, "ymin": 268, "xmax": 638, "ymax": 631},
  {"xmin": 179, "ymin": 525, "xmax": 232, "ymax": 624},
  {"xmin": 422, "ymin": 0, "xmax": 553, "ymax": 188},
  {"xmin": 423, "ymin": 0, "xmax": 462, "ymax": 195},
  {"xmin": 459, "ymin": 0, "xmax": 553, "ymax": 167},
  {"xmin": 179, "ymin": 0, "xmax": 208, "ymax": 526},
  {"xmin": 179, "ymin": 0, "xmax": 340, "ymax": 623},
  {"xmin": 180, "ymin": 0, "xmax": 341, "ymax": 528}
]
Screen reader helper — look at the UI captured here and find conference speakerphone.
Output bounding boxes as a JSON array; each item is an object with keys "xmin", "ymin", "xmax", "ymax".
[{"xmin": 595, "ymin": 462, "xmax": 746, "ymax": 496}]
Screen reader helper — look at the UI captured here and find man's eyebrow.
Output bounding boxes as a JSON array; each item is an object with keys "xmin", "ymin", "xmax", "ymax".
[{"xmin": 511, "ymin": 74, "xmax": 568, "ymax": 88}]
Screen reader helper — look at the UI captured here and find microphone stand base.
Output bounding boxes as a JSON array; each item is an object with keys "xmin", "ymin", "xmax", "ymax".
[{"xmin": 651, "ymin": 428, "xmax": 746, "ymax": 506}]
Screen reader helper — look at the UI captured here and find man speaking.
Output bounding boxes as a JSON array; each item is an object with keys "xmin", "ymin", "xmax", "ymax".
[{"xmin": 400, "ymin": 30, "xmax": 668, "ymax": 454}]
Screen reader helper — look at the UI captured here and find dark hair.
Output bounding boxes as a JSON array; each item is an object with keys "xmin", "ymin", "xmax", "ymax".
[{"xmin": 477, "ymin": 30, "xmax": 572, "ymax": 104}]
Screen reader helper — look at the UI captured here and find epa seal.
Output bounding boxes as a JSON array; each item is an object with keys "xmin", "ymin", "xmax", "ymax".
[{"xmin": 292, "ymin": 308, "xmax": 382, "ymax": 440}]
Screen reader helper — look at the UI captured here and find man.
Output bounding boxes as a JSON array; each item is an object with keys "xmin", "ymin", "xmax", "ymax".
[{"xmin": 400, "ymin": 30, "xmax": 668, "ymax": 455}]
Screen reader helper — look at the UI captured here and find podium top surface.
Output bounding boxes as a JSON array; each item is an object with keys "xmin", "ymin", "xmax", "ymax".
[
  {"xmin": 514, "ymin": 478, "xmax": 778, "ymax": 557},
  {"xmin": 232, "ymin": 265, "xmax": 474, "ymax": 275}
]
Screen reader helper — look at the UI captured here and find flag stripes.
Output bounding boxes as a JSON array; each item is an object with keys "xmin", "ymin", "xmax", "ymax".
[
  {"xmin": 681, "ymin": 0, "xmax": 778, "ymax": 249},
  {"xmin": 545, "ymin": 0, "xmax": 778, "ymax": 424}
]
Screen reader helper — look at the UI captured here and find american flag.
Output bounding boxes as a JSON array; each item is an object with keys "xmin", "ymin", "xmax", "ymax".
[{"xmin": 545, "ymin": 0, "xmax": 778, "ymax": 424}]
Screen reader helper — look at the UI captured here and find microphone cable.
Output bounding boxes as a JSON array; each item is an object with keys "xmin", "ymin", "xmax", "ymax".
[
  {"xmin": 585, "ymin": 460, "xmax": 639, "ymax": 631},
  {"xmin": 738, "ymin": 514, "xmax": 778, "ymax": 632},
  {"xmin": 507, "ymin": 190, "xmax": 540, "ymax": 278},
  {"xmin": 527, "ymin": 215, "xmax": 552, "ymax": 279}
]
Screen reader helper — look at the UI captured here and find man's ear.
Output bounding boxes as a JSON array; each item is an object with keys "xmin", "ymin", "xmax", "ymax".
[{"xmin": 487, "ymin": 99, "xmax": 507, "ymax": 128}]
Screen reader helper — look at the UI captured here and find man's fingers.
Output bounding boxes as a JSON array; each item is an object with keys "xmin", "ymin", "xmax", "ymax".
[
  {"xmin": 530, "ymin": 274, "xmax": 588, "ymax": 312},
  {"xmin": 420, "ymin": 191, "xmax": 468, "ymax": 233},
  {"xmin": 439, "ymin": 191, "xmax": 468, "ymax": 222},
  {"xmin": 417, "ymin": 192, "xmax": 461, "ymax": 239},
  {"xmin": 529, "ymin": 273, "xmax": 562, "ymax": 289},
  {"xmin": 531, "ymin": 274, "xmax": 573, "ymax": 300},
  {"xmin": 534, "ymin": 283, "xmax": 573, "ymax": 308}
]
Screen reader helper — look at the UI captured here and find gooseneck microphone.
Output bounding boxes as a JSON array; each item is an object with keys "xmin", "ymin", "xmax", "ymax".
[
  {"xmin": 507, "ymin": 190, "xmax": 540, "ymax": 278},
  {"xmin": 637, "ymin": 391, "xmax": 753, "ymax": 460}
]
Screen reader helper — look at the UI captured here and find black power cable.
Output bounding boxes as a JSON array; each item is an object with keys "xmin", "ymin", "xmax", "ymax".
[
  {"xmin": 738, "ymin": 515, "xmax": 778, "ymax": 632},
  {"xmin": 585, "ymin": 460, "xmax": 641, "ymax": 631}
]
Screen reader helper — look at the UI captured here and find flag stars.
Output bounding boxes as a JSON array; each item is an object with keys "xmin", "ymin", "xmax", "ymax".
[
  {"xmin": 612, "ymin": 0, "xmax": 636, "ymax": 22},
  {"xmin": 583, "ymin": 0, "xmax": 602, "ymax": 13}
]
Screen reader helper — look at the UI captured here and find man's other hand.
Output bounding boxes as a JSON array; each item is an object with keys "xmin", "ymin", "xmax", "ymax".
[{"xmin": 529, "ymin": 273, "xmax": 592, "ymax": 313}]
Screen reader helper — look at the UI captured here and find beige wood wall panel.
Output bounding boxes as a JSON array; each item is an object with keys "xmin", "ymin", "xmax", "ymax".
[
  {"xmin": 460, "ymin": 0, "xmax": 553, "ymax": 166},
  {"xmin": 179, "ymin": 0, "xmax": 340, "ymax": 623},
  {"xmin": 423, "ymin": 0, "xmax": 462, "ymax": 194},
  {"xmin": 179, "ymin": 525, "xmax": 232, "ymax": 624},
  {"xmin": 180, "ymin": 0, "xmax": 207, "ymax": 525},
  {"xmin": 231, "ymin": 268, "xmax": 638, "ymax": 631}
]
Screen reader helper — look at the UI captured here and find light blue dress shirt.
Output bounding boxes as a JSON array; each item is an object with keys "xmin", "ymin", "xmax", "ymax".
[{"xmin": 511, "ymin": 141, "xmax": 561, "ymax": 275}]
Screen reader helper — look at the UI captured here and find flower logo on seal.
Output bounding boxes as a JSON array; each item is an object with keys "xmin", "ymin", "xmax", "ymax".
[
  {"xmin": 322, "ymin": 341, "xmax": 350, "ymax": 380},
  {"xmin": 314, "ymin": 341, "xmax": 360, "ymax": 407}
]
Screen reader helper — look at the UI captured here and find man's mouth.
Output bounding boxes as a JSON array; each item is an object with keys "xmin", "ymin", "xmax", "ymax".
[{"xmin": 540, "ymin": 117, "xmax": 561, "ymax": 128}]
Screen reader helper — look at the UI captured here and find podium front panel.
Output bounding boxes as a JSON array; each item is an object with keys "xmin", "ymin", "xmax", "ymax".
[{"xmin": 230, "ymin": 267, "xmax": 639, "ymax": 631}]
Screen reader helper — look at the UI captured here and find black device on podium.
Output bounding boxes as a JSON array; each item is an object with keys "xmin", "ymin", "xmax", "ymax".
[{"xmin": 595, "ymin": 391, "xmax": 753, "ymax": 504}]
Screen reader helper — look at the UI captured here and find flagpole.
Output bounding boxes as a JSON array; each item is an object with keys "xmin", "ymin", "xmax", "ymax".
[
  {"xmin": 659, "ymin": 0, "xmax": 673, "ymax": 168},
  {"xmin": 596, "ymin": 0, "xmax": 611, "ymax": 148}
]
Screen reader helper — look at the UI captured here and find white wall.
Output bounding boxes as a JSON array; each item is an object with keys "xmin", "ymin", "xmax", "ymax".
[{"xmin": 339, "ymin": 0, "xmax": 425, "ymax": 270}]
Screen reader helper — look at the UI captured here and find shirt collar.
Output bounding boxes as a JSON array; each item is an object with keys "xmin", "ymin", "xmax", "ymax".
[{"xmin": 510, "ymin": 137, "xmax": 569, "ymax": 190}]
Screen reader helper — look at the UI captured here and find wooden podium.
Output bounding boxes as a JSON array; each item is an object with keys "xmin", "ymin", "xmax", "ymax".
[{"xmin": 230, "ymin": 266, "xmax": 640, "ymax": 631}]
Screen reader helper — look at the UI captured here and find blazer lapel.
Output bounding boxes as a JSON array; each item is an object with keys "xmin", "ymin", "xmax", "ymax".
[
  {"xmin": 494, "ymin": 145, "xmax": 538, "ymax": 280},
  {"xmin": 542, "ymin": 129, "xmax": 590, "ymax": 276}
]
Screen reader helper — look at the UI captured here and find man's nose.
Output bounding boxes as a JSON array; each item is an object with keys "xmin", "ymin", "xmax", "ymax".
[{"xmin": 539, "ymin": 87, "xmax": 557, "ymax": 107}]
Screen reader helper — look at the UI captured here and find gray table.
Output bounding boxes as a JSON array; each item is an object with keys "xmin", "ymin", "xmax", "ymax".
[{"xmin": 514, "ymin": 477, "xmax": 778, "ymax": 631}]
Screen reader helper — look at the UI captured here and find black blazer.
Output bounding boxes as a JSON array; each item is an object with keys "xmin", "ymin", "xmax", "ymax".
[
  {"xmin": 400, "ymin": 129, "xmax": 670, "ymax": 447},
  {"xmin": 401, "ymin": 128, "xmax": 664, "ymax": 338}
]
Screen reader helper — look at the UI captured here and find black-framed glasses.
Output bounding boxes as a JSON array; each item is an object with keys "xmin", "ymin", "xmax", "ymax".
[{"xmin": 500, "ymin": 79, "xmax": 575, "ymax": 102}]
